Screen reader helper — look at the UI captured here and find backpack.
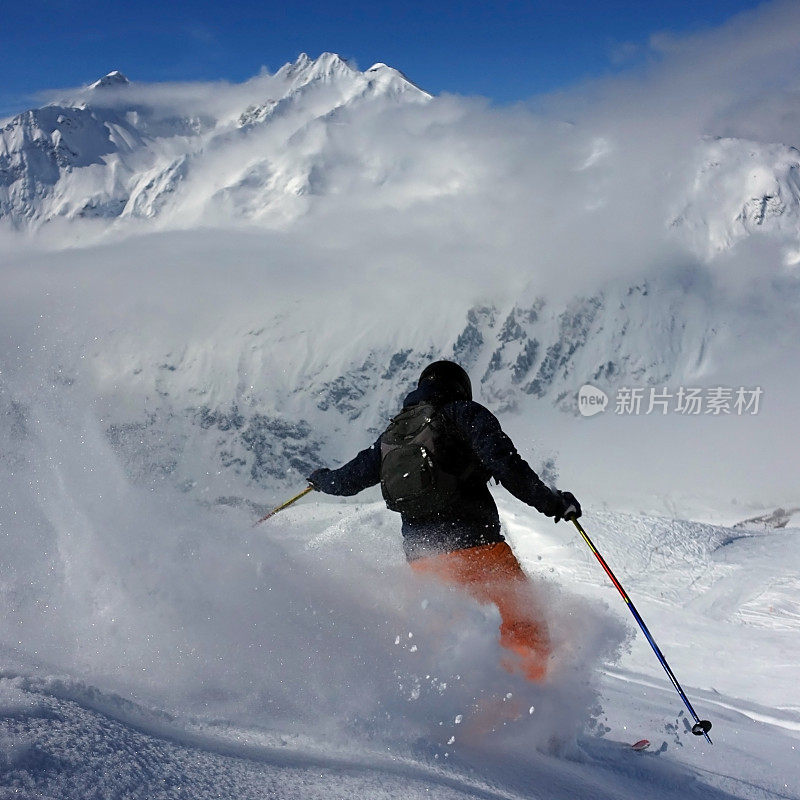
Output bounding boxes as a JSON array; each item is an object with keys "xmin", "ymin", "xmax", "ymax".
[{"xmin": 379, "ymin": 402, "xmax": 465, "ymax": 516}]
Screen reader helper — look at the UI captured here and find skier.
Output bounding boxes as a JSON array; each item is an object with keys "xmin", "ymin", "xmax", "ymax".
[{"xmin": 308, "ymin": 359, "xmax": 581, "ymax": 683}]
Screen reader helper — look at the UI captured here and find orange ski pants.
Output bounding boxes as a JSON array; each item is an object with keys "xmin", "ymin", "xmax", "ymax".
[{"xmin": 410, "ymin": 541, "xmax": 550, "ymax": 682}]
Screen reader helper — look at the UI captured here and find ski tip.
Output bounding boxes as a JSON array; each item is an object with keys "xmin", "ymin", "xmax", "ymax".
[{"xmin": 631, "ymin": 739, "xmax": 651, "ymax": 751}]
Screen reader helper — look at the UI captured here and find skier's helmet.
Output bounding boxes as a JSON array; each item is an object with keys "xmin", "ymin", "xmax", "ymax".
[{"xmin": 418, "ymin": 360, "xmax": 472, "ymax": 401}]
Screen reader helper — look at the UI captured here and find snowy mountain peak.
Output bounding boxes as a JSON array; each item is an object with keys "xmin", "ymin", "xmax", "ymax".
[
  {"xmin": 0, "ymin": 52, "xmax": 435, "ymax": 228},
  {"xmin": 0, "ymin": 52, "xmax": 795, "ymax": 256},
  {"xmin": 89, "ymin": 70, "xmax": 130, "ymax": 90},
  {"xmin": 276, "ymin": 52, "xmax": 354, "ymax": 83},
  {"xmin": 269, "ymin": 52, "xmax": 428, "ymax": 98},
  {"xmin": 366, "ymin": 62, "xmax": 430, "ymax": 97}
]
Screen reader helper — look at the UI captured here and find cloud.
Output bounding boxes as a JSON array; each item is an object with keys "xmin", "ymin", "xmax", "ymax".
[
  {"xmin": 5, "ymin": 1, "xmax": 800, "ymax": 332},
  {"xmin": 3, "ymin": 2, "xmax": 799, "ymax": 305},
  {"xmin": 562, "ymin": 0, "xmax": 800, "ymax": 146},
  {"xmin": 3, "ymin": 2, "xmax": 800, "ymax": 390}
]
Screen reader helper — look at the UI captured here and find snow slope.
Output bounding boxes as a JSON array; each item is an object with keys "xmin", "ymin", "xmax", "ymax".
[
  {"xmin": 0, "ymin": 496, "xmax": 798, "ymax": 799},
  {"xmin": 1, "ymin": 225, "xmax": 797, "ymax": 521}
]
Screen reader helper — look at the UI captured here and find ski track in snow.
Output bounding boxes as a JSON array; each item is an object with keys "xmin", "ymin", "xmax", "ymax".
[
  {"xmin": 0, "ymin": 669, "xmax": 776, "ymax": 800},
  {"xmin": 0, "ymin": 672, "xmax": 515, "ymax": 800},
  {"xmin": 1, "ymin": 499, "xmax": 799, "ymax": 799},
  {"xmin": 605, "ymin": 669, "xmax": 800, "ymax": 734}
]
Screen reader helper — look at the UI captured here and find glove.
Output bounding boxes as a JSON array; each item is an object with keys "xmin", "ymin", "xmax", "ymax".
[
  {"xmin": 554, "ymin": 490, "xmax": 581, "ymax": 523},
  {"xmin": 307, "ymin": 467, "xmax": 332, "ymax": 491}
]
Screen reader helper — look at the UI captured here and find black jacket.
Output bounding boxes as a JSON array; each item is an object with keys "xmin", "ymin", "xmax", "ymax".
[{"xmin": 311, "ymin": 382, "xmax": 563, "ymax": 560}]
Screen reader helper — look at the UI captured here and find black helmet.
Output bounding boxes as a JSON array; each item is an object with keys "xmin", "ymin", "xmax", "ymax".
[{"xmin": 418, "ymin": 360, "xmax": 472, "ymax": 401}]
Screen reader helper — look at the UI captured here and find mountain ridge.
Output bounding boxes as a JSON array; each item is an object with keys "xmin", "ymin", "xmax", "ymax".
[
  {"xmin": 2, "ymin": 52, "xmax": 800, "ymax": 256},
  {"xmin": 0, "ymin": 53, "xmax": 431, "ymax": 227}
]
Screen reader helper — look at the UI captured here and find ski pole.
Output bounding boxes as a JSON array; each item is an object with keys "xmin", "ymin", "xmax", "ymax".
[
  {"xmin": 253, "ymin": 485, "xmax": 315, "ymax": 526},
  {"xmin": 570, "ymin": 517, "xmax": 713, "ymax": 744}
]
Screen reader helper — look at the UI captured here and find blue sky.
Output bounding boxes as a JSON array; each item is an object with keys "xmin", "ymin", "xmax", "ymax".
[{"xmin": 0, "ymin": 0, "xmax": 770, "ymax": 116}]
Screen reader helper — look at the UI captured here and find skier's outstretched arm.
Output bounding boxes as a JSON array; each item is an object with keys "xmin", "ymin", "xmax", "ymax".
[
  {"xmin": 451, "ymin": 402, "xmax": 580, "ymax": 520},
  {"xmin": 307, "ymin": 439, "xmax": 381, "ymax": 497}
]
